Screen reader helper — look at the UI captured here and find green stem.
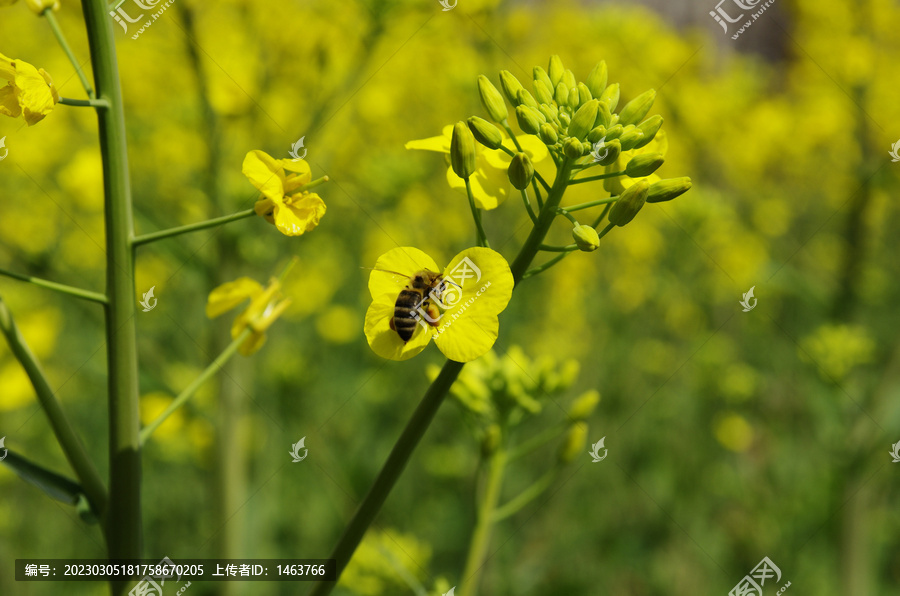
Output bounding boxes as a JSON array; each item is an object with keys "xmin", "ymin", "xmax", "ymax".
[
  {"xmin": 133, "ymin": 209, "xmax": 256, "ymax": 247},
  {"xmin": 308, "ymin": 360, "xmax": 465, "ymax": 596},
  {"xmin": 43, "ymin": 9, "xmax": 95, "ymax": 99},
  {"xmin": 465, "ymin": 177, "xmax": 490, "ymax": 248},
  {"xmin": 507, "ymin": 422, "xmax": 567, "ymax": 462},
  {"xmin": 570, "ymin": 170, "xmax": 624, "ymax": 184},
  {"xmin": 596, "ymin": 222, "xmax": 616, "ymax": 240},
  {"xmin": 0, "ymin": 294, "xmax": 108, "ymax": 516},
  {"xmin": 539, "ymin": 243, "xmax": 577, "ymax": 252},
  {"xmin": 522, "ymin": 249, "xmax": 577, "ymax": 279},
  {"xmin": 301, "ymin": 175, "xmax": 330, "ymax": 191},
  {"xmin": 460, "ymin": 447, "xmax": 507, "ymax": 596},
  {"xmin": 510, "ymin": 158, "xmax": 574, "ymax": 284},
  {"xmin": 2, "ymin": 449, "xmax": 85, "ymax": 506},
  {"xmin": 591, "ymin": 203, "xmax": 612, "ymax": 228},
  {"xmin": 492, "ymin": 468, "xmax": 557, "ymax": 523},
  {"xmin": 139, "ymin": 328, "xmax": 250, "ymax": 445},
  {"xmin": 520, "ymin": 189, "xmax": 537, "ymax": 223},
  {"xmin": 59, "ymin": 97, "xmax": 109, "ymax": 108},
  {"xmin": 562, "ymin": 196, "xmax": 618, "ymax": 212},
  {"xmin": 557, "ymin": 208, "xmax": 579, "ymax": 225},
  {"xmin": 82, "ymin": 0, "xmax": 142, "ymax": 579},
  {"xmin": 0, "ymin": 267, "xmax": 107, "ymax": 304}
]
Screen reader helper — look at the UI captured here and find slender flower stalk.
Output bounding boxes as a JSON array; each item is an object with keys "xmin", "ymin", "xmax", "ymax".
[
  {"xmin": 0, "ymin": 294, "xmax": 108, "ymax": 516},
  {"xmin": 59, "ymin": 97, "xmax": 109, "ymax": 108},
  {"xmin": 460, "ymin": 447, "xmax": 507, "ymax": 596},
  {"xmin": 0, "ymin": 267, "xmax": 107, "ymax": 304},
  {"xmin": 570, "ymin": 170, "xmax": 624, "ymax": 184},
  {"xmin": 43, "ymin": 9, "xmax": 94, "ymax": 98},
  {"xmin": 81, "ymin": 0, "xmax": 142, "ymax": 582},
  {"xmin": 133, "ymin": 209, "xmax": 256, "ymax": 247},
  {"xmin": 562, "ymin": 196, "xmax": 618, "ymax": 212},
  {"xmin": 465, "ymin": 178, "xmax": 490, "ymax": 248}
]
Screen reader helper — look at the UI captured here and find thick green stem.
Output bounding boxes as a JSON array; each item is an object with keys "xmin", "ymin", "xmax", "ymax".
[
  {"xmin": 43, "ymin": 9, "xmax": 94, "ymax": 98},
  {"xmin": 81, "ymin": 0, "xmax": 142, "ymax": 580},
  {"xmin": 0, "ymin": 266, "xmax": 107, "ymax": 304},
  {"xmin": 510, "ymin": 159, "xmax": 573, "ymax": 284},
  {"xmin": 308, "ymin": 359, "xmax": 465, "ymax": 596},
  {"xmin": 139, "ymin": 329, "xmax": 250, "ymax": 445},
  {"xmin": 460, "ymin": 448, "xmax": 507, "ymax": 596},
  {"xmin": 0, "ymin": 294, "xmax": 108, "ymax": 515},
  {"xmin": 132, "ymin": 209, "xmax": 255, "ymax": 247}
]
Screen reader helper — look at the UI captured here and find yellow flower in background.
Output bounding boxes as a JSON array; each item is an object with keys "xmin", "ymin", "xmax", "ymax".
[
  {"xmin": 364, "ymin": 246, "xmax": 513, "ymax": 362},
  {"xmin": 0, "ymin": 0, "xmax": 60, "ymax": 13},
  {"xmin": 242, "ymin": 150, "xmax": 326, "ymax": 236},
  {"xmin": 602, "ymin": 129, "xmax": 668, "ymax": 196},
  {"xmin": 405, "ymin": 125, "xmax": 549, "ymax": 210},
  {"xmin": 0, "ymin": 51, "xmax": 58, "ymax": 125},
  {"xmin": 206, "ymin": 276, "xmax": 291, "ymax": 355}
]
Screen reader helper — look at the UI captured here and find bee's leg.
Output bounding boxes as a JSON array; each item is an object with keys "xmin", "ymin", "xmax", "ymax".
[{"xmin": 425, "ymin": 303, "xmax": 441, "ymax": 327}]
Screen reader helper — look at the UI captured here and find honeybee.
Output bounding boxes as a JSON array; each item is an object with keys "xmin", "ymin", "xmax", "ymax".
[{"xmin": 373, "ymin": 269, "xmax": 457, "ymax": 342}]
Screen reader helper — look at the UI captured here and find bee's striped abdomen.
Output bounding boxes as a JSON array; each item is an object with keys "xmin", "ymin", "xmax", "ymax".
[{"xmin": 392, "ymin": 289, "xmax": 424, "ymax": 342}]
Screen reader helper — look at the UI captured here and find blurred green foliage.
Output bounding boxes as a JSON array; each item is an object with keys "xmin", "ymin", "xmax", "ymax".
[{"xmin": 1, "ymin": 0, "xmax": 899, "ymax": 594}]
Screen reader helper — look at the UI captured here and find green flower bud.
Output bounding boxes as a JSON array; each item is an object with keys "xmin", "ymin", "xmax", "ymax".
[
  {"xmin": 539, "ymin": 104, "xmax": 558, "ymax": 123},
  {"xmin": 539, "ymin": 123, "xmax": 558, "ymax": 145},
  {"xmin": 619, "ymin": 127, "xmax": 645, "ymax": 151},
  {"xmin": 558, "ymin": 112, "xmax": 571, "ymax": 128},
  {"xmin": 477, "ymin": 75, "xmax": 509, "ymax": 123},
  {"xmin": 577, "ymin": 82, "xmax": 592, "ymax": 106},
  {"xmin": 467, "ymin": 116, "xmax": 503, "ymax": 150},
  {"xmin": 508, "ymin": 152, "xmax": 535, "ymax": 190},
  {"xmin": 451, "ymin": 121, "xmax": 476, "ymax": 178},
  {"xmin": 27, "ymin": 0, "xmax": 59, "ymax": 14},
  {"xmin": 517, "ymin": 88, "xmax": 539, "ymax": 109},
  {"xmin": 564, "ymin": 137, "xmax": 584, "ymax": 159},
  {"xmin": 608, "ymin": 179, "xmax": 649, "ymax": 226},
  {"xmin": 515, "ymin": 105, "xmax": 543, "ymax": 135},
  {"xmin": 481, "ymin": 424, "xmax": 502, "ymax": 457},
  {"xmin": 603, "ymin": 123, "xmax": 624, "ymax": 140},
  {"xmin": 617, "ymin": 89, "xmax": 656, "ymax": 127},
  {"xmin": 593, "ymin": 138, "xmax": 620, "ymax": 166},
  {"xmin": 534, "ymin": 79, "xmax": 554, "ymax": 105},
  {"xmin": 566, "ymin": 99, "xmax": 599, "ymax": 141},
  {"xmin": 554, "ymin": 82, "xmax": 568, "ymax": 107},
  {"xmin": 608, "ymin": 113, "xmax": 619, "ymax": 127},
  {"xmin": 599, "ymin": 83, "xmax": 620, "ymax": 112},
  {"xmin": 558, "ymin": 423, "xmax": 588, "ymax": 464},
  {"xmin": 625, "ymin": 152, "xmax": 664, "ymax": 178},
  {"xmin": 548, "ymin": 55, "xmax": 565, "ymax": 87},
  {"xmin": 500, "ymin": 70, "xmax": 525, "ymax": 105},
  {"xmin": 595, "ymin": 101, "xmax": 612, "ymax": 128},
  {"xmin": 588, "ymin": 126, "xmax": 607, "ymax": 143},
  {"xmin": 568, "ymin": 390, "xmax": 601, "ymax": 421},
  {"xmin": 634, "ymin": 115, "xmax": 663, "ymax": 148},
  {"xmin": 562, "ymin": 69, "xmax": 577, "ymax": 91},
  {"xmin": 572, "ymin": 223, "xmax": 600, "ymax": 252},
  {"xmin": 646, "ymin": 177, "xmax": 692, "ymax": 203},
  {"xmin": 567, "ymin": 87, "xmax": 580, "ymax": 110},
  {"xmin": 533, "ymin": 66, "xmax": 553, "ymax": 95},
  {"xmin": 585, "ymin": 61, "xmax": 608, "ymax": 99}
]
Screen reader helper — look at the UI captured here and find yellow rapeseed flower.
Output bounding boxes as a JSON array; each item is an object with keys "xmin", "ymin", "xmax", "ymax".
[
  {"xmin": 0, "ymin": 51, "xmax": 58, "ymax": 126},
  {"xmin": 242, "ymin": 150, "xmax": 326, "ymax": 236},
  {"xmin": 405, "ymin": 125, "xmax": 549, "ymax": 210},
  {"xmin": 364, "ymin": 246, "xmax": 513, "ymax": 362},
  {"xmin": 206, "ymin": 276, "xmax": 291, "ymax": 356}
]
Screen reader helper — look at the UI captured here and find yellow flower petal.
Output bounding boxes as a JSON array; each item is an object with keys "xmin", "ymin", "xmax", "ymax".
[
  {"xmin": 242, "ymin": 150, "xmax": 286, "ymax": 201},
  {"xmin": 0, "ymin": 84, "xmax": 21, "ymax": 118},
  {"xmin": 404, "ymin": 124, "xmax": 454, "ymax": 153},
  {"xmin": 12, "ymin": 59, "xmax": 54, "ymax": 125},
  {"xmin": 367, "ymin": 247, "xmax": 440, "ymax": 301},
  {"xmin": 434, "ymin": 310, "xmax": 500, "ymax": 362},
  {"xmin": 237, "ymin": 330, "xmax": 267, "ymax": 356},
  {"xmin": 364, "ymin": 299, "xmax": 432, "ymax": 361},
  {"xmin": 273, "ymin": 192, "xmax": 326, "ymax": 236},
  {"xmin": 206, "ymin": 277, "xmax": 263, "ymax": 318},
  {"xmin": 0, "ymin": 53, "xmax": 15, "ymax": 81}
]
